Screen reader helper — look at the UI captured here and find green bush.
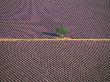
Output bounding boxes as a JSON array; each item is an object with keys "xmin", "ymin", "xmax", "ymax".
[{"xmin": 56, "ymin": 26, "xmax": 69, "ymax": 38}]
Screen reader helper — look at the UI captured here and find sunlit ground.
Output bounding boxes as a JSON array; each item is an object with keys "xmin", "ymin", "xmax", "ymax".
[{"xmin": 0, "ymin": 37, "xmax": 110, "ymax": 41}]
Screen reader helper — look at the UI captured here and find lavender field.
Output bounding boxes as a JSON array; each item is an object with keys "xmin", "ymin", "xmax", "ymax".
[
  {"xmin": 0, "ymin": 0, "xmax": 110, "ymax": 38},
  {"xmin": 0, "ymin": 0, "xmax": 110, "ymax": 82},
  {"xmin": 0, "ymin": 41, "xmax": 110, "ymax": 82}
]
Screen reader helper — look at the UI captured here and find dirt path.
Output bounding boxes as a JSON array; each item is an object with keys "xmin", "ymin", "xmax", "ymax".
[{"xmin": 0, "ymin": 38, "xmax": 110, "ymax": 42}]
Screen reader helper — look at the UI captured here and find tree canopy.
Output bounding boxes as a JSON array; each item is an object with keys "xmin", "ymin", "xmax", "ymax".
[{"xmin": 56, "ymin": 26, "xmax": 69, "ymax": 38}]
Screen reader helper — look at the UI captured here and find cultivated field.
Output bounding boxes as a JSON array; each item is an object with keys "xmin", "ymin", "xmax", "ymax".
[
  {"xmin": 0, "ymin": 0, "xmax": 110, "ymax": 39},
  {"xmin": 0, "ymin": 40, "xmax": 110, "ymax": 82},
  {"xmin": 0, "ymin": 0, "xmax": 110, "ymax": 81}
]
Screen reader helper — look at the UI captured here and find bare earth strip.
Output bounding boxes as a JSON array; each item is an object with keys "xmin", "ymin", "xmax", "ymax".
[{"xmin": 0, "ymin": 38, "xmax": 110, "ymax": 42}]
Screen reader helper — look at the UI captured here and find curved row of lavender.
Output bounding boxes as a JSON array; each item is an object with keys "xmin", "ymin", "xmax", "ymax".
[
  {"xmin": 0, "ymin": 41, "xmax": 110, "ymax": 82},
  {"xmin": 0, "ymin": 0, "xmax": 110, "ymax": 38}
]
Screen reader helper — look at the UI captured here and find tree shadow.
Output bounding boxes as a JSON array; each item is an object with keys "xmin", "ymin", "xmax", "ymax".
[{"xmin": 42, "ymin": 32, "xmax": 60, "ymax": 37}]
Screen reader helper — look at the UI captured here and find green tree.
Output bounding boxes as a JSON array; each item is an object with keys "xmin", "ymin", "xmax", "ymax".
[{"xmin": 56, "ymin": 26, "xmax": 69, "ymax": 38}]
